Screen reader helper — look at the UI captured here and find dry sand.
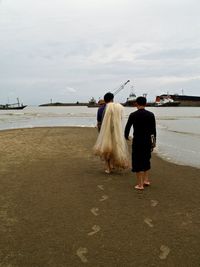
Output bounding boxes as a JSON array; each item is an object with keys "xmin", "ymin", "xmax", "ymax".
[{"xmin": 0, "ymin": 127, "xmax": 200, "ymax": 266}]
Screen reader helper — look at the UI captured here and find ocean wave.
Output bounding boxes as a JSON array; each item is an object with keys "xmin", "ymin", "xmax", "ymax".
[
  {"xmin": 157, "ymin": 115, "xmax": 200, "ymax": 120},
  {"xmin": 168, "ymin": 129, "xmax": 200, "ymax": 138}
]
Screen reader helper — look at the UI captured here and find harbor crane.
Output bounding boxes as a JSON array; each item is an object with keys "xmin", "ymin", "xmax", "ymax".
[
  {"xmin": 97, "ymin": 80, "xmax": 130, "ymax": 105},
  {"xmin": 112, "ymin": 80, "xmax": 130, "ymax": 96}
]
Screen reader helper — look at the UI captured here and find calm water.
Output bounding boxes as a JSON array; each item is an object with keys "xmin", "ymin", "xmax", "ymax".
[{"xmin": 0, "ymin": 106, "xmax": 200, "ymax": 169}]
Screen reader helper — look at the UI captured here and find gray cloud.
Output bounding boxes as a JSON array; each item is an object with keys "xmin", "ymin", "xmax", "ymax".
[
  {"xmin": 0, "ymin": 0, "xmax": 200, "ymax": 104},
  {"xmin": 137, "ymin": 48, "xmax": 200, "ymax": 60}
]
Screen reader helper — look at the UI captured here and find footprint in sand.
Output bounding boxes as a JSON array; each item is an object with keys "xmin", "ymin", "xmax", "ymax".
[
  {"xmin": 90, "ymin": 207, "xmax": 99, "ymax": 216},
  {"xmin": 159, "ymin": 245, "xmax": 170, "ymax": 260},
  {"xmin": 181, "ymin": 220, "xmax": 192, "ymax": 226},
  {"xmin": 182, "ymin": 213, "xmax": 193, "ymax": 226},
  {"xmin": 105, "ymin": 177, "xmax": 112, "ymax": 182},
  {"xmin": 76, "ymin": 247, "xmax": 88, "ymax": 263},
  {"xmin": 97, "ymin": 185, "xmax": 104, "ymax": 190},
  {"xmin": 151, "ymin": 200, "xmax": 158, "ymax": 207},
  {"xmin": 144, "ymin": 217, "xmax": 154, "ymax": 228},
  {"xmin": 99, "ymin": 195, "xmax": 109, "ymax": 202},
  {"xmin": 87, "ymin": 225, "xmax": 101, "ymax": 236}
]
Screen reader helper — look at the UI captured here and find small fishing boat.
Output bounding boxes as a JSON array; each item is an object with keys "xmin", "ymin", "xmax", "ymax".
[{"xmin": 0, "ymin": 98, "xmax": 27, "ymax": 110}]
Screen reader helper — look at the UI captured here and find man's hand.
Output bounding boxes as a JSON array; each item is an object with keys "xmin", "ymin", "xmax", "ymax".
[{"xmin": 151, "ymin": 135, "xmax": 156, "ymax": 151}]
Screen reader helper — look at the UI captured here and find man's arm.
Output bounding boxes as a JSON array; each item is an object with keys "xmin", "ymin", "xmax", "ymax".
[
  {"xmin": 150, "ymin": 114, "xmax": 156, "ymax": 150},
  {"xmin": 151, "ymin": 114, "xmax": 156, "ymax": 139},
  {"xmin": 124, "ymin": 114, "xmax": 133, "ymax": 139}
]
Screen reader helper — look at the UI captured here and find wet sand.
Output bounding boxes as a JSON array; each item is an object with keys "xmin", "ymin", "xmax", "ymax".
[{"xmin": 0, "ymin": 127, "xmax": 200, "ymax": 266}]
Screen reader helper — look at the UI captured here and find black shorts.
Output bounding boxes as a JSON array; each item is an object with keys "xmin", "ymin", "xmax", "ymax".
[{"xmin": 131, "ymin": 142, "xmax": 151, "ymax": 172}]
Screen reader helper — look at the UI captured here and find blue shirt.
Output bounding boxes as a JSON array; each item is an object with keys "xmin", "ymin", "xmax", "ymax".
[
  {"xmin": 97, "ymin": 104, "xmax": 106, "ymax": 123},
  {"xmin": 97, "ymin": 104, "xmax": 106, "ymax": 131}
]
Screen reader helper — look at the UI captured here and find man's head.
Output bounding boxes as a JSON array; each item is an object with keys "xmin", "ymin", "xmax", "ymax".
[
  {"xmin": 136, "ymin": 96, "xmax": 147, "ymax": 107},
  {"xmin": 104, "ymin": 92, "xmax": 114, "ymax": 103}
]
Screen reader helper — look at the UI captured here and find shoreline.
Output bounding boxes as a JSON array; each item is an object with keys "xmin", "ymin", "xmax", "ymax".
[{"xmin": 0, "ymin": 125, "xmax": 199, "ymax": 170}]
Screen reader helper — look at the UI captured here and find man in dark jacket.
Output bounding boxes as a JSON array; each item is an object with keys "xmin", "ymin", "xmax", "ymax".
[{"xmin": 125, "ymin": 96, "xmax": 156, "ymax": 190}]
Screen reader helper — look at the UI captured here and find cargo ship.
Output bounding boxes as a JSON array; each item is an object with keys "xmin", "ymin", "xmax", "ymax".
[
  {"xmin": 158, "ymin": 94, "xmax": 200, "ymax": 107},
  {"xmin": 155, "ymin": 95, "xmax": 180, "ymax": 107}
]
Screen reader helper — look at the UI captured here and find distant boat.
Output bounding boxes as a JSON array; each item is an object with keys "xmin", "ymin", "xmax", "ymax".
[
  {"xmin": 123, "ymin": 92, "xmax": 137, "ymax": 106},
  {"xmin": 87, "ymin": 97, "xmax": 105, "ymax": 108},
  {"xmin": 155, "ymin": 95, "xmax": 180, "ymax": 107},
  {"xmin": 39, "ymin": 102, "xmax": 87, "ymax": 107},
  {"xmin": 0, "ymin": 98, "xmax": 27, "ymax": 110},
  {"xmin": 87, "ymin": 80, "xmax": 131, "ymax": 108},
  {"xmin": 165, "ymin": 94, "xmax": 200, "ymax": 107},
  {"xmin": 87, "ymin": 93, "xmax": 137, "ymax": 108},
  {"xmin": 122, "ymin": 92, "xmax": 155, "ymax": 107}
]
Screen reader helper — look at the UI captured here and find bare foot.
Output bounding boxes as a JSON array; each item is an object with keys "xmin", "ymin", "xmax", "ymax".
[
  {"xmin": 144, "ymin": 180, "xmax": 150, "ymax": 186},
  {"xmin": 134, "ymin": 185, "xmax": 144, "ymax": 190}
]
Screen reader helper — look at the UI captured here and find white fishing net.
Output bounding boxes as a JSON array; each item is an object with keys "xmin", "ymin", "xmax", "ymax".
[{"xmin": 93, "ymin": 103, "xmax": 130, "ymax": 169}]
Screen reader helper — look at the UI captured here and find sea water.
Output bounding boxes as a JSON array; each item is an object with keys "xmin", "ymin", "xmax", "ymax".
[
  {"xmin": 151, "ymin": 107, "xmax": 200, "ymax": 169},
  {"xmin": 0, "ymin": 106, "xmax": 199, "ymax": 169}
]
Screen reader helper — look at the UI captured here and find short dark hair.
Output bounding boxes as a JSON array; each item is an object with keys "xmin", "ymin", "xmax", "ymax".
[
  {"xmin": 104, "ymin": 92, "xmax": 114, "ymax": 103},
  {"xmin": 136, "ymin": 96, "xmax": 147, "ymax": 106}
]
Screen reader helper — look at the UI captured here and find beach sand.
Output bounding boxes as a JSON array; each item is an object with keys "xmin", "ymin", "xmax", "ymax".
[{"xmin": 0, "ymin": 127, "xmax": 200, "ymax": 266}]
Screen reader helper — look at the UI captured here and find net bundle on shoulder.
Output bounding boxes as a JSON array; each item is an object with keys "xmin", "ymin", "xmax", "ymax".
[{"xmin": 93, "ymin": 103, "xmax": 130, "ymax": 169}]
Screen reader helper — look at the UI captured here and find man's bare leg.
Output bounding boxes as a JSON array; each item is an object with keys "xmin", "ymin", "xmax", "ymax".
[
  {"xmin": 143, "ymin": 171, "xmax": 150, "ymax": 185},
  {"xmin": 135, "ymin": 172, "xmax": 144, "ymax": 190},
  {"xmin": 105, "ymin": 159, "xmax": 111, "ymax": 173}
]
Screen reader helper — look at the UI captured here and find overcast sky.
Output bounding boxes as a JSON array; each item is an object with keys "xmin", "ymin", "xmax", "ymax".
[{"xmin": 0, "ymin": 0, "xmax": 200, "ymax": 105}]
